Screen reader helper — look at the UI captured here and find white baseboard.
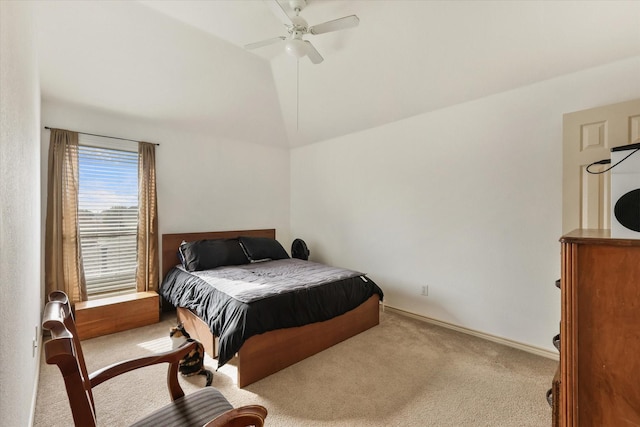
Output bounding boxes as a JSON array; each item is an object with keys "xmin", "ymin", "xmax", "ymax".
[{"xmin": 384, "ymin": 305, "xmax": 559, "ymax": 361}]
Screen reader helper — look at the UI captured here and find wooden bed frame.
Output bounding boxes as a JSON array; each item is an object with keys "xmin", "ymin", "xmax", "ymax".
[{"xmin": 161, "ymin": 229, "xmax": 380, "ymax": 387}]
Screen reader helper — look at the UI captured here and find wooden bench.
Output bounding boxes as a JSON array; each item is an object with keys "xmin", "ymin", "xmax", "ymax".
[{"xmin": 74, "ymin": 291, "xmax": 159, "ymax": 339}]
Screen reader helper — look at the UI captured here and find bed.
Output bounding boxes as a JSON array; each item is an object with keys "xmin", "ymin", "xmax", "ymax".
[{"xmin": 160, "ymin": 229, "xmax": 383, "ymax": 388}]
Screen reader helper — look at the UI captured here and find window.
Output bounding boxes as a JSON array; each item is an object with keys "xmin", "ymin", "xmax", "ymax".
[{"xmin": 77, "ymin": 135, "xmax": 138, "ymax": 299}]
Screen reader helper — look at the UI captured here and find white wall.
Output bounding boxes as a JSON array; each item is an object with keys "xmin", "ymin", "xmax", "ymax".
[
  {"xmin": 291, "ymin": 56, "xmax": 640, "ymax": 354},
  {"xmin": 0, "ymin": 2, "xmax": 42, "ymax": 426},
  {"xmin": 40, "ymin": 101, "xmax": 292, "ymax": 260}
]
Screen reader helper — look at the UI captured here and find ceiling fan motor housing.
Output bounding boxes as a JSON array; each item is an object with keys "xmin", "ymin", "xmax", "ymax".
[{"xmin": 289, "ymin": 15, "xmax": 308, "ymax": 33}]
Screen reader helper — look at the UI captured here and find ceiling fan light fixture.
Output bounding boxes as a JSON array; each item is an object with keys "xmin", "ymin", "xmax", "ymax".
[{"xmin": 285, "ymin": 38, "xmax": 309, "ymax": 58}]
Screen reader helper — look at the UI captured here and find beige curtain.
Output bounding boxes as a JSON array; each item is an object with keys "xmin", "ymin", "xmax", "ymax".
[
  {"xmin": 136, "ymin": 142, "xmax": 159, "ymax": 292},
  {"xmin": 45, "ymin": 129, "xmax": 87, "ymax": 303}
]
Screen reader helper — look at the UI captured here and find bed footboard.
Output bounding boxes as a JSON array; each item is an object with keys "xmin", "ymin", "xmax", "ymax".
[
  {"xmin": 237, "ymin": 294, "xmax": 380, "ymax": 387},
  {"xmin": 176, "ymin": 294, "xmax": 380, "ymax": 387}
]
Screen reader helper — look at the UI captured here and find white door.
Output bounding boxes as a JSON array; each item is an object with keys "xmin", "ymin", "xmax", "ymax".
[{"xmin": 563, "ymin": 99, "xmax": 640, "ymax": 234}]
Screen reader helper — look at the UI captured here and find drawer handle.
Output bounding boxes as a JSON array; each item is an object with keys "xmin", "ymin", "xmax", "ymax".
[
  {"xmin": 553, "ymin": 334, "xmax": 560, "ymax": 351},
  {"xmin": 546, "ymin": 388, "xmax": 553, "ymax": 407}
]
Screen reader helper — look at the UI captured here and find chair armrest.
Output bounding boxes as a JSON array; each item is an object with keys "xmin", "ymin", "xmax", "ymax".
[
  {"xmin": 202, "ymin": 405, "xmax": 268, "ymax": 427},
  {"xmin": 89, "ymin": 341, "xmax": 197, "ymax": 400}
]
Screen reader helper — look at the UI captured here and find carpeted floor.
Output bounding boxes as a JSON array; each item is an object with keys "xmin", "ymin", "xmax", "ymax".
[{"xmin": 34, "ymin": 310, "xmax": 556, "ymax": 426}]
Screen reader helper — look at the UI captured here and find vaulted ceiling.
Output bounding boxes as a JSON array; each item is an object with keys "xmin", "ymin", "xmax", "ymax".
[{"xmin": 34, "ymin": 1, "xmax": 640, "ymax": 148}]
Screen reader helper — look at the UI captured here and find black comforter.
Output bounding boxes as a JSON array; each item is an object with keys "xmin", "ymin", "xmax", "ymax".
[{"xmin": 159, "ymin": 258, "xmax": 383, "ymax": 368}]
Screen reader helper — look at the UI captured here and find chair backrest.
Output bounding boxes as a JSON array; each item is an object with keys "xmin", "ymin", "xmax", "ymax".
[{"xmin": 43, "ymin": 292, "xmax": 98, "ymax": 426}]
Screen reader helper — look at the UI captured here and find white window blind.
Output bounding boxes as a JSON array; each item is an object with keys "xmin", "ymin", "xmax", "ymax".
[{"xmin": 77, "ymin": 135, "xmax": 139, "ymax": 299}]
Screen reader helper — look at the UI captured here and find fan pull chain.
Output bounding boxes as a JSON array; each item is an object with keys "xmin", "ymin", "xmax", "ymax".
[{"xmin": 296, "ymin": 59, "xmax": 300, "ymax": 131}]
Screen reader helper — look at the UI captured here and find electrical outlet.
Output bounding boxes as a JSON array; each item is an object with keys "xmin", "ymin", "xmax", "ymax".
[
  {"xmin": 32, "ymin": 325, "xmax": 38, "ymax": 358},
  {"xmin": 421, "ymin": 285, "xmax": 428, "ymax": 296}
]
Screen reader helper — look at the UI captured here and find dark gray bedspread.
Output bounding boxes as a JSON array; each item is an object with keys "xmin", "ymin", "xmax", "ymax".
[{"xmin": 159, "ymin": 259, "xmax": 384, "ymax": 368}]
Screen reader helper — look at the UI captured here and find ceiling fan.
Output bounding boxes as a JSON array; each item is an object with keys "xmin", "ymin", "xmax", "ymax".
[{"xmin": 245, "ymin": 0, "xmax": 360, "ymax": 64}]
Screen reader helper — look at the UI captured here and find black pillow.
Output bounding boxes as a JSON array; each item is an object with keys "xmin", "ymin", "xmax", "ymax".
[
  {"xmin": 238, "ymin": 236, "xmax": 289, "ymax": 262},
  {"xmin": 179, "ymin": 238, "xmax": 249, "ymax": 272}
]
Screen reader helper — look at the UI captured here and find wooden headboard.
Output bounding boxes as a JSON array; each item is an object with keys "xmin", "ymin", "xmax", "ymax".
[{"xmin": 161, "ymin": 229, "xmax": 276, "ymax": 279}]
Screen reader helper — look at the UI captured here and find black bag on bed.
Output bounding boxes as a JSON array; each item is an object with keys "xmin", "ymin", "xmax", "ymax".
[{"xmin": 291, "ymin": 238, "xmax": 310, "ymax": 260}]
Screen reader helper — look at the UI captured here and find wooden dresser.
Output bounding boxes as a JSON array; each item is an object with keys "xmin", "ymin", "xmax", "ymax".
[{"xmin": 555, "ymin": 229, "xmax": 640, "ymax": 426}]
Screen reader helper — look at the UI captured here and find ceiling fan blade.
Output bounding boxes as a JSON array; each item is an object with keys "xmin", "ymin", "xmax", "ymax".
[
  {"xmin": 244, "ymin": 36, "xmax": 286, "ymax": 50},
  {"xmin": 309, "ymin": 15, "xmax": 359, "ymax": 35},
  {"xmin": 304, "ymin": 41, "xmax": 324, "ymax": 64},
  {"xmin": 266, "ymin": 0, "xmax": 293, "ymax": 26}
]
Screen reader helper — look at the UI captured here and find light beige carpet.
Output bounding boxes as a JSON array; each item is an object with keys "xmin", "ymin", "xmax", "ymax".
[{"xmin": 34, "ymin": 310, "xmax": 556, "ymax": 426}]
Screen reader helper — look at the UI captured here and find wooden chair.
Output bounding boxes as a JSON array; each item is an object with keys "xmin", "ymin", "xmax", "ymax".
[{"xmin": 42, "ymin": 291, "xmax": 267, "ymax": 427}]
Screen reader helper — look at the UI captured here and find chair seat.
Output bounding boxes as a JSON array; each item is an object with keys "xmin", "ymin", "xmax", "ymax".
[{"xmin": 130, "ymin": 387, "xmax": 233, "ymax": 427}]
